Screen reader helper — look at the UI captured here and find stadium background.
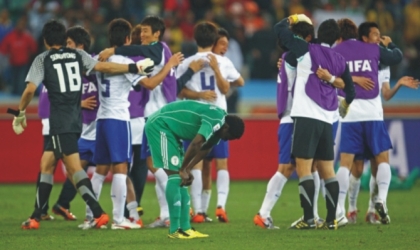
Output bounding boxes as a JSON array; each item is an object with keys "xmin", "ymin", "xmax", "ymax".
[{"xmin": 0, "ymin": 0, "xmax": 419, "ymax": 183}]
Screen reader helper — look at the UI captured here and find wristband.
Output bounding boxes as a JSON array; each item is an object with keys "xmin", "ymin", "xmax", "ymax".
[
  {"xmin": 328, "ymin": 75, "xmax": 336, "ymax": 84},
  {"xmin": 128, "ymin": 63, "xmax": 139, "ymax": 74}
]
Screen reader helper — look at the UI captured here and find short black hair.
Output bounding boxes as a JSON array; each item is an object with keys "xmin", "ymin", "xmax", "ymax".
[
  {"xmin": 108, "ymin": 18, "xmax": 132, "ymax": 47},
  {"xmin": 42, "ymin": 20, "xmax": 66, "ymax": 47},
  {"xmin": 337, "ymin": 18, "xmax": 358, "ymax": 40},
  {"xmin": 141, "ymin": 15, "xmax": 165, "ymax": 40},
  {"xmin": 194, "ymin": 22, "xmax": 218, "ymax": 48},
  {"xmin": 317, "ymin": 19, "xmax": 340, "ymax": 46},
  {"xmin": 291, "ymin": 22, "xmax": 314, "ymax": 41},
  {"xmin": 214, "ymin": 28, "xmax": 230, "ymax": 46},
  {"xmin": 225, "ymin": 115, "xmax": 245, "ymax": 140},
  {"xmin": 131, "ymin": 24, "xmax": 142, "ymax": 45},
  {"xmin": 358, "ymin": 22, "xmax": 379, "ymax": 41},
  {"xmin": 66, "ymin": 26, "xmax": 91, "ymax": 51}
]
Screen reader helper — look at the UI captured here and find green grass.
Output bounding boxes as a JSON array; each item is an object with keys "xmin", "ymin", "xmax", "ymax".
[{"xmin": 1, "ymin": 181, "xmax": 419, "ymax": 250}]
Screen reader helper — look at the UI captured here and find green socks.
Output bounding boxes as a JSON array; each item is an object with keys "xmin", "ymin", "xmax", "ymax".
[
  {"xmin": 166, "ymin": 175, "xmax": 182, "ymax": 234},
  {"xmin": 180, "ymin": 186, "xmax": 192, "ymax": 231}
]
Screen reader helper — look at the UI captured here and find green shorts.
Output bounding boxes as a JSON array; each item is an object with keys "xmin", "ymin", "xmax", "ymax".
[{"xmin": 145, "ymin": 120, "xmax": 184, "ymax": 171}]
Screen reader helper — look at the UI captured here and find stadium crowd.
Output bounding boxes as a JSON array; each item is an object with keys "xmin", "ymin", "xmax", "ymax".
[{"xmin": 0, "ymin": 0, "xmax": 419, "ymax": 94}]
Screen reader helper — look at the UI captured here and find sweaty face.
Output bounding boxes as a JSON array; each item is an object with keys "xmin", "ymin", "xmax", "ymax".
[
  {"xmin": 66, "ymin": 38, "xmax": 76, "ymax": 49},
  {"xmin": 213, "ymin": 36, "xmax": 229, "ymax": 56},
  {"xmin": 140, "ymin": 25, "xmax": 158, "ymax": 45},
  {"xmin": 367, "ymin": 27, "xmax": 380, "ymax": 44}
]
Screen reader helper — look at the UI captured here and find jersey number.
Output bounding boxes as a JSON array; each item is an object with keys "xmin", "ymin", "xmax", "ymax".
[
  {"xmin": 53, "ymin": 62, "xmax": 81, "ymax": 93},
  {"xmin": 200, "ymin": 72, "xmax": 215, "ymax": 90},
  {"xmin": 100, "ymin": 73, "xmax": 110, "ymax": 97}
]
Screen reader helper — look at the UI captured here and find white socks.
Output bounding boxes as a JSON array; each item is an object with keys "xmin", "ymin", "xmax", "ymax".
[
  {"xmin": 190, "ymin": 169, "xmax": 203, "ymax": 213},
  {"xmin": 348, "ymin": 174, "xmax": 361, "ymax": 212},
  {"xmin": 86, "ymin": 172, "xmax": 105, "ymax": 220},
  {"xmin": 217, "ymin": 170, "xmax": 230, "ymax": 209},
  {"xmin": 259, "ymin": 171, "xmax": 287, "ymax": 218},
  {"xmin": 320, "ymin": 179, "xmax": 326, "ymax": 199},
  {"xmin": 126, "ymin": 201, "xmax": 139, "ymax": 221},
  {"xmin": 201, "ymin": 190, "xmax": 212, "ymax": 214},
  {"xmin": 313, "ymin": 171, "xmax": 320, "ymax": 219},
  {"xmin": 154, "ymin": 168, "xmax": 169, "ymax": 219},
  {"xmin": 368, "ymin": 175, "xmax": 377, "ymax": 213},
  {"xmin": 376, "ymin": 162, "xmax": 391, "ymax": 203},
  {"xmin": 111, "ymin": 173, "xmax": 127, "ymax": 224},
  {"xmin": 336, "ymin": 167, "xmax": 350, "ymax": 215}
]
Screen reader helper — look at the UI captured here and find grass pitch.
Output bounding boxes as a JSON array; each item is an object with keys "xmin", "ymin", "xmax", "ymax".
[{"xmin": 1, "ymin": 181, "xmax": 419, "ymax": 250}]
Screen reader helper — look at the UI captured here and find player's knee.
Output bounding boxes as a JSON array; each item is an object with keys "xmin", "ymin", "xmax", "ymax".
[
  {"xmin": 216, "ymin": 158, "xmax": 228, "ymax": 171},
  {"xmin": 278, "ymin": 163, "xmax": 294, "ymax": 178}
]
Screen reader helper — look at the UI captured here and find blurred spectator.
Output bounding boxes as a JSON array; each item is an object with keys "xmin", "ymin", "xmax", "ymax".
[
  {"xmin": 0, "ymin": 16, "xmax": 37, "ymax": 95},
  {"xmin": 0, "ymin": 9, "xmax": 13, "ymax": 42},
  {"xmin": 28, "ymin": 0, "xmax": 59, "ymax": 41},
  {"xmin": 190, "ymin": 0, "xmax": 212, "ymax": 21},
  {"xmin": 346, "ymin": 0, "xmax": 363, "ymax": 15},
  {"xmin": 366, "ymin": 0, "xmax": 394, "ymax": 36},
  {"xmin": 164, "ymin": 0, "xmax": 190, "ymax": 18},
  {"xmin": 104, "ymin": 0, "xmax": 129, "ymax": 23},
  {"xmin": 179, "ymin": 11, "xmax": 195, "ymax": 41},
  {"xmin": 242, "ymin": 1, "xmax": 265, "ymax": 37},
  {"xmin": 269, "ymin": 0, "xmax": 289, "ymax": 22},
  {"xmin": 289, "ymin": 0, "xmax": 307, "ymax": 15},
  {"xmin": 404, "ymin": 0, "xmax": 420, "ymax": 44},
  {"xmin": 163, "ymin": 14, "xmax": 184, "ymax": 53}
]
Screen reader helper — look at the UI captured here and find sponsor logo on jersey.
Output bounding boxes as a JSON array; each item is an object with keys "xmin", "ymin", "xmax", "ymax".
[
  {"xmin": 213, "ymin": 123, "xmax": 221, "ymax": 132},
  {"xmin": 82, "ymin": 82, "xmax": 97, "ymax": 94},
  {"xmin": 346, "ymin": 60, "xmax": 372, "ymax": 72},
  {"xmin": 171, "ymin": 156, "xmax": 179, "ymax": 166}
]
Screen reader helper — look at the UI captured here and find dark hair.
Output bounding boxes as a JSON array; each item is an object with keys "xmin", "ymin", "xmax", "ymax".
[
  {"xmin": 194, "ymin": 22, "xmax": 218, "ymax": 48},
  {"xmin": 66, "ymin": 26, "xmax": 91, "ymax": 51},
  {"xmin": 141, "ymin": 15, "xmax": 165, "ymax": 40},
  {"xmin": 108, "ymin": 18, "xmax": 132, "ymax": 47},
  {"xmin": 358, "ymin": 22, "xmax": 379, "ymax": 41},
  {"xmin": 214, "ymin": 28, "xmax": 230, "ymax": 46},
  {"xmin": 317, "ymin": 19, "xmax": 340, "ymax": 46},
  {"xmin": 225, "ymin": 115, "xmax": 245, "ymax": 139},
  {"xmin": 337, "ymin": 18, "xmax": 358, "ymax": 40},
  {"xmin": 131, "ymin": 24, "xmax": 142, "ymax": 45},
  {"xmin": 291, "ymin": 22, "xmax": 314, "ymax": 41},
  {"xmin": 42, "ymin": 20, "xmax": 66, "ymax": 47}
]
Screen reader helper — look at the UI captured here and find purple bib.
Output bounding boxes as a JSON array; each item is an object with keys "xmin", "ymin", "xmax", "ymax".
[
  {"xmin": 277, "ymin": 53, "xmax": 289, "ymax": 118},
  {"xmin": 38, "ymin": 85, "xmax": 50, "ymax": 119},
  {"xmin": 81, "ymin": 74, "xmax": 99, "ymax": 124},
  {"xmin": 160, "ymin": 42, "xmax": 177, "ymax": 103}
]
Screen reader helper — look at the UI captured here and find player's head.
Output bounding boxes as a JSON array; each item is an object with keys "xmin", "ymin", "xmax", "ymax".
[
  {"xmin": 213, "ymin": 28, "xmax": 229, "ymax": 56},
  {"xmin": 66, "ymin": 26, "xmax": 91, "ymax": 51},
  {"xmin": 218, "ymin": 115, "xmax": 245, "ymax": 141},
  {"xmin": 140, "ymin": 15, "xmax": 165, "ymax": 44},
  {"xmin": 291, "ymin": 22, "xmax": 314, "ymax": 42},
  {"xmin": 108, "ymin": 18, "xmax": 132, "ymax": 47},
  {"xmin": 317, "ymin": 19, "xmax": 340, "ymax": 47},
  {"xmin": 131, "ymin": 24, "xmax": 142, "ymax": 45},
  {"xmin": 337, "ymin": 18, "xmax": 358, "ymax": 43},
  {"xmin": 358, "ymin": 22, "xmax": 380, "ymax": 44},
  {"xmin": 42, "ymin": 20, "xmax": 66, "ymax": 48},
  {"xmin": 194, "ymin": 22, "xmax": 218, "ymax": 49}
]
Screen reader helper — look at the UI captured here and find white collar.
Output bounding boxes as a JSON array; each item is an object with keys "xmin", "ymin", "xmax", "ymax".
[{"xmin": 321, "ymin": 43, "xmax": 331, "ymax": 48}]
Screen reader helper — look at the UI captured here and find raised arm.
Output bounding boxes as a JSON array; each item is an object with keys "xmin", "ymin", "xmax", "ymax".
[
  {"xmin": 378, "ymin": 37, "xmax": 403, "ymax": 66},
  {"xmin": 208, "ymin": 54, "xmax": 230, "ymax": 94},
  {"xmin": 273, "ymin": 16, "xmax": 310, "ymax": 58}
]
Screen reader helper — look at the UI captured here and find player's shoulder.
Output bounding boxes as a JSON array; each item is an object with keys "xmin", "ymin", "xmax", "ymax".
[{"xmin": 35, "ymin": 50, "xmax": 50, "ymax": 61}]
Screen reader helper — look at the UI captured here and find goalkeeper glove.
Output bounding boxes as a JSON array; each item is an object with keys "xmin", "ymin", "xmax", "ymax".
[
  {"xmin": 289, "ymin": 14, "xmax": 313, "ymax": 25},
  {"xmin": 13, "ymin": 110, "xmax": 27, "ymax": 135},
  {"xmin": 338, "ymin": 97, "xmax": 350, "ymax": 118},
  {"xmin": 136, "ymin": 58, "xmax": 154, "ymax": 75}
]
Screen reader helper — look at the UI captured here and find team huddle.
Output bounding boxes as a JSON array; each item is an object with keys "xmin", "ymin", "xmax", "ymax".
[{"xmin": 10, "ymin": 13, "xmax": 418, "ymax": 238}]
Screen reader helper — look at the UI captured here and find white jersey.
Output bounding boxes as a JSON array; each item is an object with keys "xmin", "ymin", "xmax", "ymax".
[
  {"xmin": 144, "ymin": 49, "xmax": 175, "ymax": 117},
  {"xmin": 279, "ymin": 61, "xmax": 296, "ymax": 124},
  {"xmin": 341, "ymin": 67, "xmax": 389, "ymax": 122},
  {"xmin": 177, "ymin": 52, "xmax": 240, "ymax": 111},
  {"xmin": 81, "ymin": 122, "xmax": 96, "ymax": 140},
  {"xmin": 96, "ymin": 55, "xmax": 144, "ymax": 121}
]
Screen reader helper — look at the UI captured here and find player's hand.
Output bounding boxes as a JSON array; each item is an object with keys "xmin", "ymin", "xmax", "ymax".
[
  {"xmin": 81, "ymin": 96, "xmax": 97, "ymax": 110},
  {"xmin": 189, "ymin": 59, "xmax": 205, "ymax": 73},
  {"xmin": 12, "ymin": 110, "xmax": 27, "ymax": 135},
  {"xmin": 179, "ymin": 170, "xmax": 194, "ymax": 187},
  {"xmin": 168, "ymin": 52, "xmax": 184, "ymax": 68},
  {"xmin": 98, "ymin": 48, "xmax": 115, "ymax": 62},
  {"xmin": 199, "ymin": 90, "xmax": 217, "ymax": 101},
  {"xmin": 380, "ymin": 36, "xmax": 392, "ymax": 47},
  {"xmin": 397, "ymin": 76, "xmax": 419, "ymax": 89},
  {"xmin": 137, "ymin": 58, "xmax": 155, "ymax": 75},
  {"xmin": 316, "ymin": 67, "xmax": 333, "ymax": 82},
  {"xmin": 289, "ymin": 14, "xmax": 312, "ymax": 25},
  {"xmin": 338, "ymin": 96, "xmax": 350, "ymax": 118},
  {"xmin": 353, "ymin": 76, "xmax": 374, "ymax": 90},
  {"xmin": 207, "ymin": 54, "xmax": 219, "ymax": 72},
  {"xmin": 277, "ymin": 58, "xmax": 283, "ymax": 69}
]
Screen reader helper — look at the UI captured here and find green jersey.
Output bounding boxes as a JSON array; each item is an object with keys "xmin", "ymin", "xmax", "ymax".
[{"xmin": 147, "ymin": 100, "xmax": 226, "ymax": 142}]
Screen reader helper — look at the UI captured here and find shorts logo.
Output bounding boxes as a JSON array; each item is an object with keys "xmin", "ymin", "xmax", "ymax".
[
  {"xmin": 171, "ymin": 156, "xmax": 179, "ymax": 166},
  {"xmin": 213, "ymin": 123, "xmax": 221, "ymax": 132}
]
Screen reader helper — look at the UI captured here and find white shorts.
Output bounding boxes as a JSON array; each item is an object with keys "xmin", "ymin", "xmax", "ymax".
[
  {"xmin": 41, "ymin": 118, "xmax": 49, "ymax": 136},
  {"xmin": 130, "ymin": 117, "xmax": 145, "ymax": 145}
]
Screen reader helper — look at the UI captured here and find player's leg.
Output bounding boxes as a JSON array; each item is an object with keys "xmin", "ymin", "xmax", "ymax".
[
  {"xmin": 255, "ymin": 122, "xmax": 293, "ymax": 229},
  {"xmin": 201, "ymin": 158, "xmax": 212, "ymax": 221},
  {"xmin": 127, "ymin": 144, "xmax": 147, "ymax": 218},
  {"xmin": 366, "ymin": 158, "xmax": 380, "ymax": 224},
  {"xmin": 367, "ymin": 121, "xmax": 392, "ymax": 224},
  {"xmin": 311, "ymin": 163, "xmax": 322, "ymax": 224},
  {"xmin": 215, "ymin": 143, "xmax": 229, "ymax": 223},
  {"xmin": 126, "ymin": 171, "xmax": 143, "ymax": 227},
  {"xmin": 22, "ymin": 149, "xmax": 57, "ymax": 229},
  {"xmin": 347, "ymin": 159, "xmax": 363, "ymax": 223},
  {"xmin": 145, "ymin": 123, "xmax": 193, "ymax": 239},
  {"xmin": 190, "ymin": 160, "xmax": 205, "ymax": 222}
]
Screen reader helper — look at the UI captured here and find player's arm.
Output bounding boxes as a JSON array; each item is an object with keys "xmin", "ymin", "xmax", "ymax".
[
  {"xmin": 338, "ymin": 65, "xmax": 356, "ymax": 118},
  {"xmin": 316, "ymin": 67, "xmax": 345, "ymax": 89},
  {"xmin": 378, "ymin": 37, "xmax": 403, "ymax": 66},
  {"xmin": 176, "ymin": 59, "xmax": 205, "ymax": 94},
  {"xmin": 98, "ymin": 43, "xmax": 163, "ymax": 64},
  {"xmin": 382, "ymin": 77, "xmax": 419, "ymax": 101},
  {"xmin": 179, "ymin": 87, "xmax": 217, "ymax": 101},
  {"xmin": 136, "ymin": 52, "xmax": 183, "ymax": 90},
  {"xmin": 208, "ymin": 54, "xmax": 230, "ymax": 94},
  {"xmin": 352, "ymin": 76, "xmax": 374, "ymax": 90},
  {"xmin": 230, "ymin": 76, "xmax": 245, "ymax": 87},
  {"xmin": 274, "ymin": 16, "xmax": 310, "ymax": 58}
]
